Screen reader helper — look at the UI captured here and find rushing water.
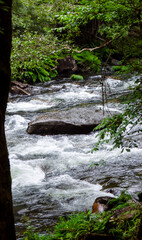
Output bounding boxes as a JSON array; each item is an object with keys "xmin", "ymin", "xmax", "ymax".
[{"xmin": 6, "ymin": 75, "xmax": 142, "ymax": 237}]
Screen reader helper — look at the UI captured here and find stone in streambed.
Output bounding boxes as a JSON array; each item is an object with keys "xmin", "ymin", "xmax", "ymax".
[
  {"xmin": 57, "ymin": 55, "xmax": 78, "ymax": 74},
  {"xmin": 27, "ymin": 106, "xmax": 118, "ymax": 135},
  {"xmin": 92, "ymin": 196, "xmax": 115, "ymax": 213},
  {"xmin": 27, "ymin": 120, "xmax": 96, "ymax": 135}
]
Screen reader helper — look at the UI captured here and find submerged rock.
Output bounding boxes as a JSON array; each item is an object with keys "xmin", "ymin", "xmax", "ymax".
[{"xmin": 27, "ymin": 106, "xmax": 118, "ymax": 135}]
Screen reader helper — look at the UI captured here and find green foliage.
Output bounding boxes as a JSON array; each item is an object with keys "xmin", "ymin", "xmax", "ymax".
[
  {"xmin": 107, "ymin": 192, "xmax": 133, "ymax": 210},
  {"xmin": 11, "ymin": 32, "xmax": 66, "ymax": 83},
  {"xmin": 109, "ymin": 212, "xmax": 141, "ymax": 240},
  {"xmin": 94, "ymin": 0, "xmax": 142, "ymax": 37},
  {"xmin": 12, "ymin": 0, "xmax": 59, "ymax": 83},
  {"xmin": 93, "ymin": 77, "xmax": 142, "ymax": 152},
  {"xmin": 23, "ymin": 193, "xmax": 142, "ymax": 240},
  {"xmin": 70, "ymin": 74, "xmax": 84, "ymax": 80},
  {"xmin": 23, "ymin": 211, "xmax": 112, "ymax": 240},
  {"xmin": 112, "ymin": 65, "xmax": 132, "ymax": 74},
  {"xmin": 48, "ymin": 0, "xmax": 142, "ymax": 70},
  {"xmin": 12, "ymin": 0, "xmax": 50, "ymax": 35},
  {"xmin": 11, "ymin": 0, "xmax": 103, "ymax": 82},
  {"xmin": 49, "ymin": 2, "xmax": 96, "ymax": 41},
  {"xmin": 12, "ymin": 0, "xmax": 142, "ymax": 82},
  {"xmin": 93, "ymin": 114, "xmax": 125, "ymax": 151},
  {"xmin": 73, "ymin": 51, "xmax": 101, "ymax": 72},
  {"xmin": 52, "ymin": 211, "xmax": 96, "ymax": 239},
  {"xmin": 89, "ymin": 159, "xmax": 105, "ymax": 168},
  {"xmin": 107, "ymin": 192, "xmax": 141, "ymax": 240},
  {"xmin": 49, "ymin": 0, "xmax": 142, "ymax": 41},
  {"xmin": 111, "ymin": 36, "xmax": 142, "ymax": 73},
  {"xmin": 12, "ymin": 0, "xmax": 75, "ymax": 83},
  {"xmin": 23, "ymin": 226, "xmax": 50, "ymax": 240}
]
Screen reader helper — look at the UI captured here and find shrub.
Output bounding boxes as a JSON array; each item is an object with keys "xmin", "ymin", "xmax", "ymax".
[
  {"xmin": 72, "ymin": 50, "xmax": 101, "ymax": 72},
  {"xmin": 11, "ymin": 32, "xmax": 64, "ymax": 83}
]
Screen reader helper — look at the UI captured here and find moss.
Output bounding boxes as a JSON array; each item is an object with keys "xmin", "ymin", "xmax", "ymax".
[{"xmin": 70, "ymin": 74, "xmax": 84, "ymax": 81}]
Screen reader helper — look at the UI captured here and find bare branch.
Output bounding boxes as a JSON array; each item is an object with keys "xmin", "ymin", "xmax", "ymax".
[{"xmin": 51, "ymin": 33, "xmax": 123, "ymax": 55}]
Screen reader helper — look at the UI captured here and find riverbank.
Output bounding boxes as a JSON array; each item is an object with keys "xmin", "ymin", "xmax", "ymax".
[{"xmin": 23, "ymin": 192, "xmax": 142, "ymax": 240}]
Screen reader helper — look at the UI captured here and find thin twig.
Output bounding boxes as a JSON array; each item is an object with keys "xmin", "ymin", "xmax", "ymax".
[{"xmin": 101, "ymin": 52, "xmax": 112, "ymax": 115}]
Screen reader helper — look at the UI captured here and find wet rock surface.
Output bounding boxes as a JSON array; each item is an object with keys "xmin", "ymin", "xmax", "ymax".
[
  {"xmin": 27, "ymin": 106, "xmax": 118, "ymax": 135},
  {"xmin": 57, "ymin": 55, "xmax": 78, "ymax": 74},
  {"xmin": 95, "ymin": 196, "xmax": 115, "ymax": 204},
  {"xmin": 11, "ymin": 81, "xmax": 31, "ymax": 95}
]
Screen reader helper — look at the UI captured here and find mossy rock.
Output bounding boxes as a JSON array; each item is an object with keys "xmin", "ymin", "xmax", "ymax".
[{"xmin": 70, "ymin": 74, "xmax": 84, "ymax": 80}]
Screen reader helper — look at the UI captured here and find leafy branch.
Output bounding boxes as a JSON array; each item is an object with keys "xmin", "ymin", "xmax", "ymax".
[{"xmin": 93, "ymin": 78, "xmax": 142, "ymax": 152}]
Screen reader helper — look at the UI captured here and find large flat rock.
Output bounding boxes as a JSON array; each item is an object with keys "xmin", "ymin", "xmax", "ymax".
[{"xmin": 27, "ymin": 106, "xmax": 118, "ymax": 135}]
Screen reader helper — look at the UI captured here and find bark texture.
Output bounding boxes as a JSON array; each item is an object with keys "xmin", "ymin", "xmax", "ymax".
[{"xmin": 0, "ymin": 0, "xmax": 16, "ymax": 239}]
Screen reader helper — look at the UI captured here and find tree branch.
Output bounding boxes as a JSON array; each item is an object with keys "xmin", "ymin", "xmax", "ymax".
[{"xmin": 51, "ymin": 33, "xmax": 123, "ymax": 55}]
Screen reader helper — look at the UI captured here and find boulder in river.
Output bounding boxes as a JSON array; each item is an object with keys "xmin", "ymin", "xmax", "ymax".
[
  {"xmin": 57, "ymin": 55, "xmax": 78, "ymax": 74},
  {"xmin": 92, "ymin": 196, "xmax": 115, "ymax": 213},
  {"xmin": 27, "ymin": 106, "xmax": 119, "ymax": 135},
  {"xmin": 95, "ymin": 196, "xmax": 115, "ymax": 205}
]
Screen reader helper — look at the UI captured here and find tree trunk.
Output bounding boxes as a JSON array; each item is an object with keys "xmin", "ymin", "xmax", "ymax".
[{"xmin": 0, "ymin": 0, "xmax": 16, "ymax": 239}]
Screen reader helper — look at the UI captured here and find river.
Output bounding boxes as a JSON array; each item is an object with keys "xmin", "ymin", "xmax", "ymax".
[{"xmin": 6, "ymin": 75, "xmax": 142, "ymax": 238}]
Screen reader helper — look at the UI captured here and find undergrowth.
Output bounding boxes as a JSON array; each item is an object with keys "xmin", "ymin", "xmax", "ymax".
[
  {"xmin": 11, "ymin": 32, "xmax": 66, "ymax": 83},
  {"xmin": 23, "ymin": 193, "xmax": 142, "ymax": 240}
]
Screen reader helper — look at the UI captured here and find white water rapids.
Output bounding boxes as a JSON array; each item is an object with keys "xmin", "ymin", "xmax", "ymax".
[{"xmin": 6, "ymin": 75, "xmax": 142, "ymax": 236}]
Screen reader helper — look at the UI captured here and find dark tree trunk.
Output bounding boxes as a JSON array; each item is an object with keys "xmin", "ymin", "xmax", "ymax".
[{"xmin": 0, "ymin": 0, "xmax": 16, "ymax": 239}]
